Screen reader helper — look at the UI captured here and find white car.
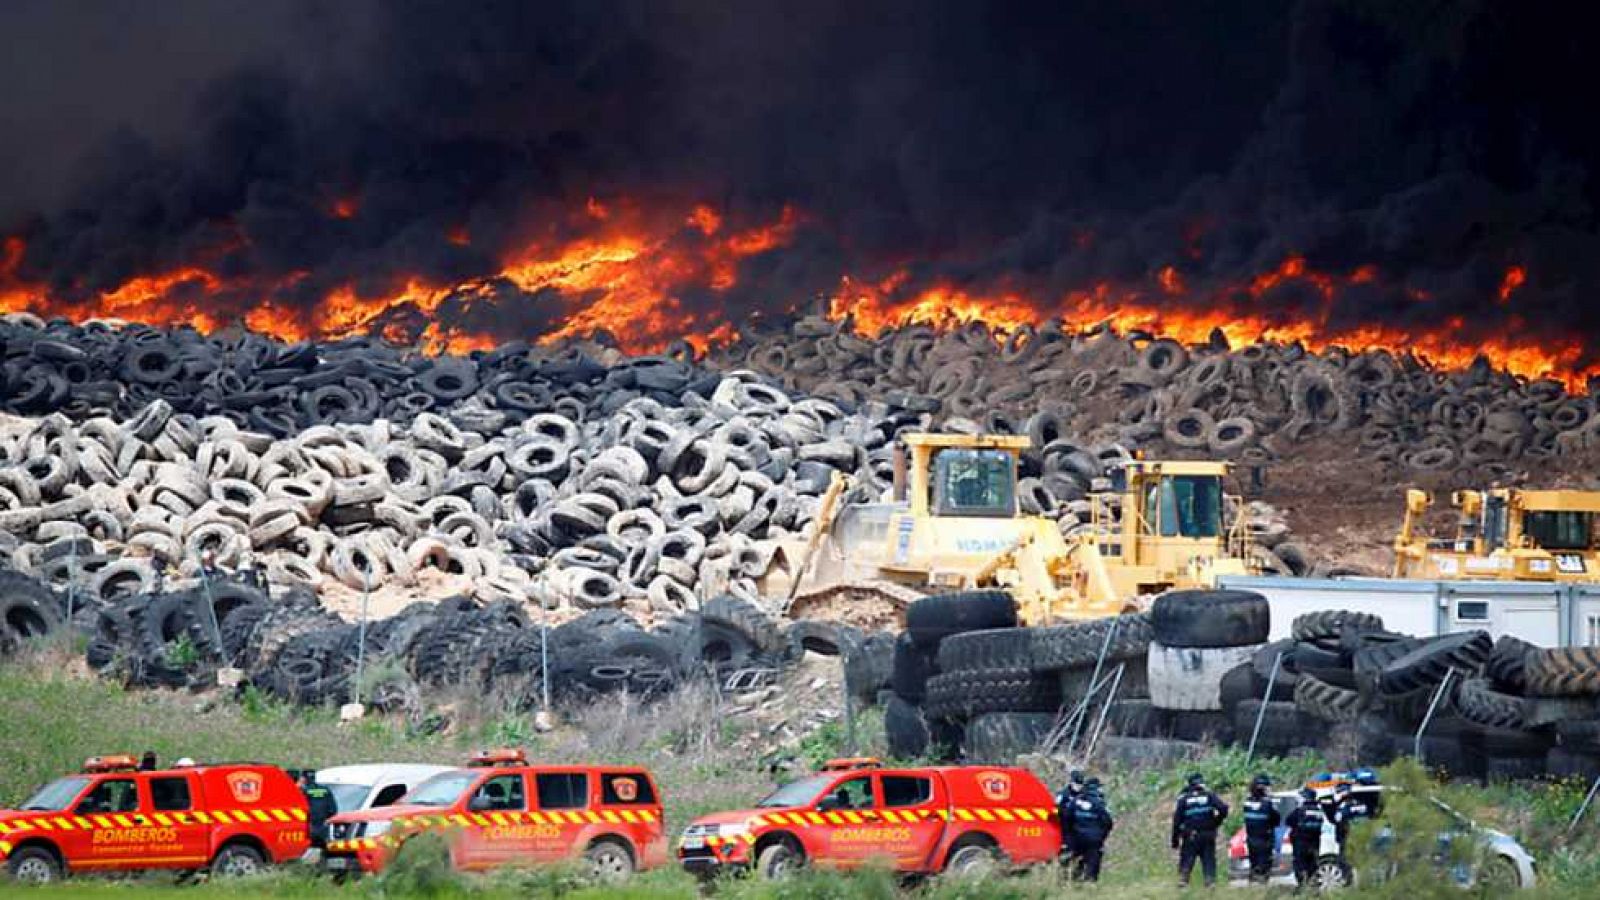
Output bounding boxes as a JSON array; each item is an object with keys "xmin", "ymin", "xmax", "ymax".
[{"xmin": 318, "ymin": 764, "xmax": 458, "ymax": 815}]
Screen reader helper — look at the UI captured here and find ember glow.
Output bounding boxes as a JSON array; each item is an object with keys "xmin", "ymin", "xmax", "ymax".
[{"xmin": 0, "ymin": 205, "xmax": 1591, "ymax": 390}]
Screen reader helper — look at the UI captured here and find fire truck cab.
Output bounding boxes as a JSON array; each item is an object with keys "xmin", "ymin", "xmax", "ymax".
[
  {"xmin": 323, "ymin": 749, "xmax": 666, "ymax": 881},
  {"xmin": 678, "ymin": 759, "xmax": 1059, "ymax": 879},
  {"xmin": 0, "ymin": 755, "xmax": 308, "ymax": 884}
]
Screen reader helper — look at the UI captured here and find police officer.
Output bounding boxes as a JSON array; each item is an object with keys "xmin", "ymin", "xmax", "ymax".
[
  {"xmin": 1333, "ymin": 779, "xmax": 1377, "ymax": 850},
  {"xmin": 1055, "ymin": 770, "xmax": 1087, "ymax": 869},
  {"xmin": 1285, "ymin": 787, "xmax": 1328, "ymax": 886},
  {"xmin": 1171, "ymin": 773, "xmax": 1229, "ymax": 886},
  {"xmin": 1241, "ymin": 774, "xmax": 1281, "ymax": 884},
  {"xmin": 1065, "ymin": 777, "xmax": 1114, "ymax": 882},
  {"xmin": 300, "ymin": 770, "xmax": 337, "ymax": 848}
]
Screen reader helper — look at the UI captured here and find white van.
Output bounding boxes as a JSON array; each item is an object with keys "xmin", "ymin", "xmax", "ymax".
[{"xmin": 317, "ymin": 764, "xmax": 456, "ymax": 814}]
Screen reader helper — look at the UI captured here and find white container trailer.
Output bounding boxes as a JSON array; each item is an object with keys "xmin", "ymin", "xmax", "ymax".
[{"xmin": 1217, "ymin": 576, "xmax": 1600, "ymax": 648}]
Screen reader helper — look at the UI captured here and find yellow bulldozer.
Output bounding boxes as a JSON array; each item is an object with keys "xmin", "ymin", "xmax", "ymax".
[
  {"xmin": 758, "ymin": 433, "xmax": 1256, "ymax": 626},
  {"xmin": 1393, "ymin": 487, "xmax": 1600, "ymax": 582}
]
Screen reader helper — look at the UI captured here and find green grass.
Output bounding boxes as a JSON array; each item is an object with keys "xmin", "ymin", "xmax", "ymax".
[{"xmin": 7, "ymin": 651, "xmax": 1600, "ymax": 898}]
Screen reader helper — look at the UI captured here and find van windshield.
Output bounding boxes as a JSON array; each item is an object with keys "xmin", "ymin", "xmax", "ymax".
[
  {"xmin": 327, "ymin": 783, "xmax": 371, "ymax": 812},
  {"xmin": 756, "ymin": 776, "xmax": 832, "ymax": 808},
  {"xmin": 405, "ymin": 772, "xmax": 478, "ymax": 807},
  {"xmin": 22, "ymin": 777, "xmax": 90, "ymax": 812}
]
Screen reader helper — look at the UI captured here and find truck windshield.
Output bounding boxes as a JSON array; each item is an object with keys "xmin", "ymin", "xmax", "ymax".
[
  {"xmin": 22, "ymin": 777, "xmax": 90, "ymax": 812},
  {"xmin": 932, "ymin": 449, "xmax": 1015, "ymax": 518},
  {"xmin": 1525, "ymin": 511, "xmax": 1592, "ymax": 551},
  {"xmin": 756, "ymin": 776, "xmax": 832, "ymax": 808},
  {"xmin": 327, "ymin": 783, "xmax": 372, "ymax": 812},
  {"xmin": 1157, "ymin": 476, "xmax": 1223, "ymax": 538},
  {"xmin": 405, "ymin": 772, "xmax": 479, "ymax": 807}
]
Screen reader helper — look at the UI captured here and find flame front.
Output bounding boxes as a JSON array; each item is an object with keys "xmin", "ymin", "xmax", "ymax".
[{"xmin": 0, "ymin": 202, "xmax": 1590, "ymax": 391}]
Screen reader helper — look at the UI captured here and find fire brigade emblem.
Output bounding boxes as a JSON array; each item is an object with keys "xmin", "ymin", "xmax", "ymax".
[
  {"xmin": 976, "ymin": 771, "xmax": 1012, "ymax": 802},
  {"xmin": 226, "ymin": 772, "xmax": 264, "ymax": 804},
  {"xmin": 612, "ymin": 777, "xmax": 639, "ymax": 802}
]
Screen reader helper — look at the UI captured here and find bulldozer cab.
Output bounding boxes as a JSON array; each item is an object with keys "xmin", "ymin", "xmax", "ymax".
[{"xmin": 1393, "ymin": 488, "xmax": 1600, "ymax": 581}]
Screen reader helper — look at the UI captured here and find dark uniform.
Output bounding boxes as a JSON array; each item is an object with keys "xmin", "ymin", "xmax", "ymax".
[
  {"xmin": 1242, "ymin": 775, "xmax": 1281, "ymax": 883},
  {"xmin": 1285, "ymin": 789, "xmax": 1328, "ymax": 886},
  {"xmin": 1064, "ymin": 779, "xmax": 1114, "ymax": 882},
  {"xmin": 1171, "ymin": 774, "xmax": 1229, "ymax": 886},
  {"xmin": 1054, "ymin": 771, "xmax": 1086, "ymax": 869},
  {"xmin": 301, "ymin": 772, "xmax": 337, "ymax": 848},
  {"xmin": 1334, "ymin": 789, "xmax": 1376, "ymax": 849}
]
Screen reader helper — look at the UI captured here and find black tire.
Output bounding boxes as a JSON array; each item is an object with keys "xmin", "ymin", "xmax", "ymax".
[
  {"xmin": 211, "ymin": 841, "xmax": 266, "ymax": 878},
  {"xmin": 891, "ymin": 633, "xmax": 939, "ymax": 704},
  {"xmin": 1526, "ymin": 696, "xmax": 1600, "ymax": 728},
  {"xmin": 1294, "ymin": 673, "xmax": 1368, "ymax": 723},
  {"xmin": 1231, "ymin": 700, "xmax": 1312, "ymax": 752},
  {"xmin": 784, "ymin": 620, "xmax": 858, "ymax": 659},
  {"xmin": 1252, "ymin": 639, "xmax": 1302, "ymax": 691},
  {"xmin": 1484, "ymin": 635, "xmax": 1535, "ymax": 694},
  {"xmin": 1168, "ymin": 710, "xmax": 1234, "ymax": 744},
  {"xmin": 1468, "ymin": 722, "xmax": 1553, "ymax": 759},
  {"xmin": 1103, "ymin": 699, "xmax": 1171, "ymax": 737},
  {"xmin": 0, "ymin": 570, "xmax": 63, "ymax": 642},
  {"xmin": 1218, "ymin": 663, "xmax": 1259, "ymax": 710},
  {"xmin": 701, "ymin": 595, "xmax": 784, "ymax": 656},
  {"xmin": 1378, "ymin": 631, "xmax": 1492, "ymax": 695},
  {"xmin": 1525, "ymin": 646, "xmax": 1600, "ymax": 697},
  {"xmin": 1354, "ymin": 636, "xmax": 1424, "ymax": 680},
  {"xmin": 964, "ymin": 712, "xmax": 1055, "ymax": 763},
  {"xmin": 1379, "ymin": 683, "xmax": 1460, "ymax": 730},
  {"xmin": 905, "ymin": 591, "xmax": 1016, "ymax": 649},
  {"xmin": 1557, "ymin": 719, "xmax": 1600, "ymax": 754},
  {"xmin": 6, "ymin": 845, "xmax": 62, "ymax": 884},
  {"xmin": 936, "ymin": 627, "xmax": 1032, "ymax": 673},
  {"xmin": 885, "ymin": 693, "xmax": 930, "ymax": 759},
  {"xmin": 1547, "ymin": 746, "xmax": 1600, "ymax": 779},
  {"xmin": 924, "ymin": 667, "xmax": 1062, "ymax": 719},
  {"xmin": 755, "ymin": 841, "xmax": 804, "ymax": 879},
  {"xmin": 844, "ymin": 632, "xmax": 895, "ymax": 706},
  {"xmin": 1149, "ymin": 589, "xmax": 1269, "ymax": 648},
  {"xmin": 1290, "ymin": 641, "xmax": 1348, "ymax": 671},
  {"xmin": 1455, "ymin": 678, "xmax": 1530, "ymax": 729},
  {"xmin": 1291, "ymin": 610, "xmax": 1384, "ymax": 643}
]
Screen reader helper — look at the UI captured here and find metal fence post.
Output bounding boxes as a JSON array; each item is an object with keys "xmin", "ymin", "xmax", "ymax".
[
  {"xmin": 197, "ymin": 564, "xmax": 224, "ymax": 660},
  {"xmin": 1065, "ymin": 620, "xmax": 1120, "ymax": 751},
  {"xmin": 1569, "ymin": 773, "xmax": 1600, "ymax": 833},
  {"xmin": 1083, "ymin": 663, "xmax": 1126, "ymax": 759},
  {"xmin": 1413, "ymin": 668, "xmax": 1459, "ymax": 762},
  {"xmin": 1245, "ymin": 652, "xmax": 1285, "ymax": 763},
  {"xmin": 65, "ymin": 541, "xmax": 78, "ymax": 626},
  {"xmin": 352, "ymin": 571, "xmax": 370, "ymax": 707}
]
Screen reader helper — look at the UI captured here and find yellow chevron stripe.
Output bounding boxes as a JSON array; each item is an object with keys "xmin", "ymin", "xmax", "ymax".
[
  {"xmin": 271, "ymin": 809, "xmax": 291, "ymax": 822},
  {"xmin": 252, "ymin": 810, "xmax": 271, "ymax": 823},
  {"xmin": 619, "ymin": 810, "xmax": 638, "ymax": 824},
  {"xmin": 34, "ymin": 819, "xmax": 54, "ymax": 831},
  {"xmin": 73, "ymin": 817, "xmax": 93, "ymax": 829},
  {"xmin": 528, "ymin": 812, "xmax": 546, "ymax": 825},
  {"xmin": 601, "ymin": 810, "xmax": 621, "ymax": 824},
  {"xmin": 585, "ymin": 811, "xmax": 600, "ymax": 823},
  {"xmin": 149, "ymin": 813, "xmax": 169, "ymax": 827},
  {"xmin": 844, "ymin": 811, "xmax": 865, "ymax": 824},
  {"xmin": 490, "ymin": 813, "xmax": 509, "ymax": 826},
  {"xmin": 53, "ymin": 817, "xmax": 75, "ymax": 830},
  {"xmin": 292, "ymin": 808, "xmax": 307, "ymax": 821},
  {"xmin": 0, "ymin": 841, "xmax": 11, "ymax": 854},
  {"xmin": 879, "ymin": 810, "xmax": 899, "ymax": 824},
  {"xmin": 643, "ymin": 810, "xmax": 658, "ymax": 822}
]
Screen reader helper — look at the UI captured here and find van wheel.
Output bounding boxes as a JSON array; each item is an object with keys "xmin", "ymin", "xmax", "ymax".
[
  {"xmin": 7, "ymin": 847, "xmax": 62, "ymax": 884},
  {"xmin": 945, "ymin": 843, "xmax": 1000, "ymax": 878},
  {"xmin": 1476, "ymin": 855, "xmax": 1521, "ymax": 890},
  {"xmin": 584, "ymin": 839, "xmax": 634, "ymax": 883},
  {"xmin": 756, "ymin": 842, "xmax": 803, "ymax": 879},
  {"xmin": 1310, "ymin": 856, "xmax": 1352, "ymax": 891},
  {"xmin": 211, "ymin": 843, "xmax": 265, "ymax": 878}
]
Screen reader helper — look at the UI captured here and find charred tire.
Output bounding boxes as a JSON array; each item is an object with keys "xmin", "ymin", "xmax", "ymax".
[
  {"xmin": 1378, "ymin": 631, "xmax": 1492, "ymax": 695},
  {"xmin": 923, "ymin": 667, "xmax": 1062, "ymax": 720},
  {"xmin": 1455, "ymin": 678, "xmax": 1530, "ymax": 730},
  {"xmin": 904, "ymin": 591, "xmax": 1017, "ymax": 649},
  {"xmin": 964, "ymin": 713, "xmax": 1055, "ymax": 763},
  {"xmin": 1149, "ymin": 590, "xmax": 1269, "ymax": 648},
  {"xmin": 891, "ymin": 633, "xmax": 939, "ymax": 704},
  {"xmin": 884, "ymin": 693, "xmax": 930, "ymax": 759}
]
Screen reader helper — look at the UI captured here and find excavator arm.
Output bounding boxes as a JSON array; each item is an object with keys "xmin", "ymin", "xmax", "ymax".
[
  {"xmin": 1391, "ymin": 489, "xmax": 1432, "ymax": 577},
  {"xmin": 782, "ymin": 471, "xmax": 854, "ymax": 612}
]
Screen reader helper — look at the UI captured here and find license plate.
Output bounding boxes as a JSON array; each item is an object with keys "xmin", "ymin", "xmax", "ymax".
[
  {"xmin": 325, "ymin": 857, "xmax": 353, "ymax": 870},
  {"xmin": 681, "ymin": 837, "xmax": 706, "ymax": 850}
]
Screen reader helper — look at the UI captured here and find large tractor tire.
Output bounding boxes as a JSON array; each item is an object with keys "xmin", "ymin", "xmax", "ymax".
[
  {"xmin": 1150, "ymin": 590, "xmax": 1269, "ymax": 648},
  {"xmin": 1455, "ymin": 678, "xmax": 1532, "ymax": 730},
  {"xmin": 964, "ymin": 713, "xmax": 1056, "ymax": 763},
  {"xmin": 1294, "ymin": 672, "xmax": 1369, "ymax": 723},
  {"xmin": 891, "ymin": 633, "xmax": 939, "ymax": 704},
  {"xmin": 1291, "ymin": 610, "xmax": 1385, "ymax": 643},
  {"xmin": 844, "ymin": 632, "xmax": 895, "ymax": 706},
  {"xmin": 923, "ymin": 667, "xmax": 1061, "ymax": 719},
  {"xmin": 905, "ymin": 591, "xmax": 1016, "ymax": 649},
  {"xmin": 884, "ymin": 693, "xmax": 930, "ymax": 759},
  {"xmin": 1526, "ymin": 646, "xmax": 1600, "ymax": 697},
  {"xmin": 1486, "ymin": 635, "xmax": 1536, "ymax": 694},
  {"xmin": 1378, "ymin": 631, "xmax": 1492, "ymax": 695}
]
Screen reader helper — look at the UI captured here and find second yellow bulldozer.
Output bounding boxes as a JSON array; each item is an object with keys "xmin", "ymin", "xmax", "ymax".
[
  {"xmin": 1393, "ymin": 487, "xmax": 1600, "ymax": 582},
  {"xmin": 758, "ymin": 433, "xmax": 1255, "ymax": 625}
]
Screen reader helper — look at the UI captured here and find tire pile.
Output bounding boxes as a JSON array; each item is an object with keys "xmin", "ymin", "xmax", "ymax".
[
  {"xmin": 81, "ymin": 571, "xmax": 825, "ymax": 714},
  {"xmin": 711, "ymin": 314, "xmax": 1600, "ymax": 480}
]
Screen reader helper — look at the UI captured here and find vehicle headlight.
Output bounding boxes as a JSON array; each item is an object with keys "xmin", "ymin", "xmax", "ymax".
[
  {"xmin": 363, "ymin": 821, "xmax": 391, "ymax": 838},
  {"xmin": 717, "ymin": 821, "xmax": 751, "ymax": 838}
]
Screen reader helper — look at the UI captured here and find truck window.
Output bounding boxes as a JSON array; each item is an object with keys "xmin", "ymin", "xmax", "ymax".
[
  {"xmin": 474, "ymin": 774, "xmax": 526, "ymax": 812},
  {"xmin": 1159, "ymin": 476, "xmax": 1222, "ymax": 538},
  {"xmin": 931, "ymin": 450, "xmax": 1015, "ymax": 518},
  {"xmin": 372, "ymin": 784, "xmax": 409, "ymax": 807},
  {"xmin": 76, "ymin": 779, "xmax": 139, "ymax": 814},
  {"xmin": 149, "ymin": 777, "xmax": 192, "ymax": 811},
  {"xmin": 535, "ymin": 773, "xmax": 589, "ymax": 810},
  {"xmin": 818, "ymin": 776, "xmax": 873, "ymax": 811},
  {"xmin": 880, "ymin": 776, "xmax": 931, "ymax": 807},
  {"xmin": 601, "ymin": 773, "xmax": 656, "ymax": 805}
]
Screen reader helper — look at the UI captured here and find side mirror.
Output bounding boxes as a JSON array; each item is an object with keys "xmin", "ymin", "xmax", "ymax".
[
  {"xmin": 468, "ymin": 796, "xmax": 493, "ymax": 812},
  {"xmin": 816, "ymin": 796, "xmax": 842, "ymax": 813}
]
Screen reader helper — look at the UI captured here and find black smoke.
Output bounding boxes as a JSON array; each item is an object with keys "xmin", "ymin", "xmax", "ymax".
[{"xmin": 3, "ymin": 0, "xmax": 1598, "ymax": 365}]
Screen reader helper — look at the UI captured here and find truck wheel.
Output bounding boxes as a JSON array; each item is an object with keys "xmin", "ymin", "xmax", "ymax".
[
  {"xmin": 211, "ymin": 843, "xmax": 265, "ymax": 878},
  {"xmin": 756, "ymin": 842, "xmax": 803, "ymax": 879},
  {"xmin": 7, "ymin": 847, "xmax": 62, "ymax": 884},
  {"xmin": 583, "ymin": 839, "xmax": 634, "ymax": 883},
  {"xmin": 945, "ymin": 842, "xmax": 1000, "ymax": 877},
  {"xmin": 1310, "ymin": 855, "xmax": 1352, "ymax": 890},
  {"xmin": 905, "ymin": 591, "xmax": 1016, "ymax": 649}
]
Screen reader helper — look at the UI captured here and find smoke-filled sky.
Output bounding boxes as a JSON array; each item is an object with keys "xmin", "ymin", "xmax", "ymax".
[{"xmin": 2, "ymin": 0, "xmax": 1597, "ymax": 360}]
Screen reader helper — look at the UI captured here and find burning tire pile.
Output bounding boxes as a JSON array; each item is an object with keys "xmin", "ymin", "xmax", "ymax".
[
  {"xmin": 713, "ymin": 314, "xmax": 1600, "ymax": 480},
  {"xmin": 869, "ymin": 589, "xmax": 1600, "ymax": 780}
]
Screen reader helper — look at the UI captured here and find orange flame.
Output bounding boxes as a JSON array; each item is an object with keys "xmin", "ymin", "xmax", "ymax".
[{"xmin": 1498, "ymin": 264, "xmax": 1526, "ymax": 304}]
